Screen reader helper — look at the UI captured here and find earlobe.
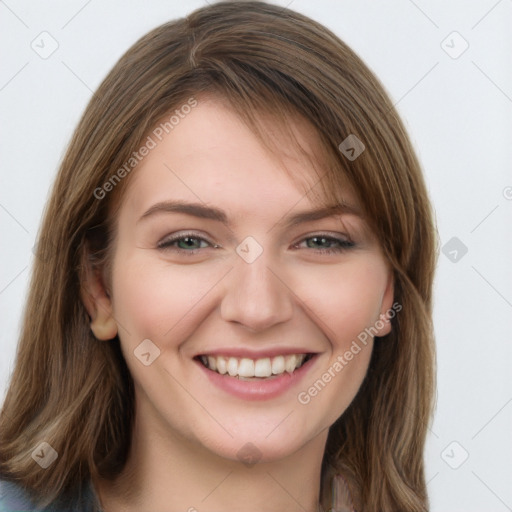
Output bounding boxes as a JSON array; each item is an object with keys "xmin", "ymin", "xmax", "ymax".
[
  {"xmin": 80, "ymin": 256, "xmax": 118, "ymax": 341},
  {"xmin": 376, "ymin": 270, "xmax": 395, "ymax": 337},
  {"xmin": 90, "ymin": 315, "xmax": 118, "ymax": 340},
  {"xmin": 376, "ymin": 311, "xmax": 392, "ymax": 337}
]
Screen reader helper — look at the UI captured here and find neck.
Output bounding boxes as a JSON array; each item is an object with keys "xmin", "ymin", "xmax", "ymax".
[{"xmin": 93, "ymin": 395, "xmax": 330, "ymax": 512}]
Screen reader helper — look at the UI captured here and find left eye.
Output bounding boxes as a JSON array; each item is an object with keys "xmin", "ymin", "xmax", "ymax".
[{"xmin": 295, "ymin": 235, "xmax": 355, "ymax": 253}]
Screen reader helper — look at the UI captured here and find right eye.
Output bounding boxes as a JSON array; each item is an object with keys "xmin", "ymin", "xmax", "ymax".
[{"xmin": 157, "ymin": 232, "xmax": 216, "ymax": 255}]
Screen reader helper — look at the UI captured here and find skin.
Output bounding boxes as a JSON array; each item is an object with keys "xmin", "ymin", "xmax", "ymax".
[{"xmin": 84, "ymin": 97, "xmax": 394, "ymax": 512}]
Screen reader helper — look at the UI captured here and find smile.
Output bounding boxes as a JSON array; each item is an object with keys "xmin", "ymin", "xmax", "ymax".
[
  {"xmin": 193, "ymin": 348, "xmax": 319, "ymax": 400},
  {"xmin": 197, "ymin": 353, "xmax": 313, "ymax": 380}
]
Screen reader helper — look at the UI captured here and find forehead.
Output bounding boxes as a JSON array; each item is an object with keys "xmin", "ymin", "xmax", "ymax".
[{"xmin": 120, "ymin": 97, "xmax": 359, "ymax": 221}]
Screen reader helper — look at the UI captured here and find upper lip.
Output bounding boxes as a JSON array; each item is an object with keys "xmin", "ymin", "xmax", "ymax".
[{"xmin": 195, "ymin": 348, "xmax": 318, "ymax": 359}]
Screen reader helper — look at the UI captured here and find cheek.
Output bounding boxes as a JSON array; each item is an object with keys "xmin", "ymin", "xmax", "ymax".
[
  {"xmin": 296, "ymin": 257, "xmax": 389, "ymax": 347},
  {"xmin": 110, "ymin": 253, "xmax": 225, "ymax": 346},
  {"xmin": 296, "ymin": 271, "xmax": 379, "ymax": 424},
  {"xmin": 288, "ymin": 259, "xmax": 388, "ymax": 418}
]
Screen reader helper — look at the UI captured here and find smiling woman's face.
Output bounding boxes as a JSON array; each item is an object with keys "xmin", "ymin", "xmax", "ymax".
[{"xmin": 106, "ymin": 97, "xmax": 394, "ymax": 464}]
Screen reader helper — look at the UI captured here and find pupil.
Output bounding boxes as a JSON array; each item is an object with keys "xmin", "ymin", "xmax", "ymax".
[
  {"xmin": 179, "ymin": 237, "xmax": 198, "ymax": 249},
  {"xmin": 309, "ymin": 237, "xmax": 328, "ymax": 248}
]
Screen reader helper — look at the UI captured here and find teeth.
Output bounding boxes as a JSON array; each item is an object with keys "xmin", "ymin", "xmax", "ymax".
[
  {"xmin": 271, "ymin": 356, "xmax": 285, "ymax": 375},
  {"xmin": 207, "ymin": 356, "xmax": 217, "ymax": 372},
  {"xmin": 227, "ymin": 357, "xmax": 238, "ymax": 376},
  {"xmin": 254, "ymin": 358, "xmax": 271, "ymax": 377},
  {"xmin": 285, "ymin": 354, "xmax": 298, "ymax": 373},
  {"xmin": 238, "ymin": 358, "xmax": 255, "ymax": 377},
  {"xmin": 199, "ymin": 353, "xmax": 309, "ymax": 378},
  {"xmin": 216, "ymin": 357, "xmax": 227, "ymax": 375}
]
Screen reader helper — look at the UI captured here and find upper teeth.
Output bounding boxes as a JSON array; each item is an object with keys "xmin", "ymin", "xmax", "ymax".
[{"xmin": 200, "ymin": 354, "xmax": 308, "ymax": 378}]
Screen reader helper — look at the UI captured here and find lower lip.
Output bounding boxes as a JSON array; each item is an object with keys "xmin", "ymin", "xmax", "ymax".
[{"xmin": 195, "ymin": 355, "xmax": 318, "ymax": 401}]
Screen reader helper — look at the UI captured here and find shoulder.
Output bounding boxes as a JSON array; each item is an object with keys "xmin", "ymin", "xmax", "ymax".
[
  {"xmin": 331, "ymin": 473, "xmax": 356, "ymax": 512},
  {"xmin": 0, "ymin": 479, "xmax": 38, "ymax": 511},
  {"xmin": 0, "ymin": 478, "xmax": 102, "ymax": 512}
]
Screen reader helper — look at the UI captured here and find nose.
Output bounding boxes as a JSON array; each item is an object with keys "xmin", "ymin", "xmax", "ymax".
[{"xmin": 220, "ymin": 251, "xmax": 294, "ymax": 332}]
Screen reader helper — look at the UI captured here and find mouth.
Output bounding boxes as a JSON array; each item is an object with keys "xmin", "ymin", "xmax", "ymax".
[{"xmin": 194, "ymin": 353, "xmax": 315, "ymax": 381}]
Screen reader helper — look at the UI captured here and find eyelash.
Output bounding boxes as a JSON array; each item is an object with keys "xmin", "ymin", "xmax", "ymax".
[{"xmin": 157, "ymin": 232, "xmax": 355, "ymax": 255}]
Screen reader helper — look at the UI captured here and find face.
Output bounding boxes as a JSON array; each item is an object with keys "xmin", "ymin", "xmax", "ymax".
[{"xmin": 103, "ymin": 97, "xmax": 393, "ymax": 464}]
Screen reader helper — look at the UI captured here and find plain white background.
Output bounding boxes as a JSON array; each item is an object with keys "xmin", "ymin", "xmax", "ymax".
[{"xmin": 1, "ymin": 1, "xmax": 511, "ymax": 510}]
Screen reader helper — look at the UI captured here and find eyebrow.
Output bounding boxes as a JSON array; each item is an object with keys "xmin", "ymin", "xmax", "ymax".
[{"xmin": 137, "ymin": 200, "xmax": 363, "ymax": 228}]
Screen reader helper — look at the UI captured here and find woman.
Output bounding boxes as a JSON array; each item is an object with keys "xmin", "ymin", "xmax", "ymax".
[{"xmin": 0, "ymin": 1, "xmax": 438, "ymax": 511}]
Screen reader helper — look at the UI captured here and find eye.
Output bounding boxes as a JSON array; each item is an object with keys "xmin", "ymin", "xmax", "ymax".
[
  {"xmin": 157, "ymin": 232, "xmax": 216, "ymax": 254},
  {"xmin": 293, "ymin": 234, "xmax": 355, "ymax": 254}
]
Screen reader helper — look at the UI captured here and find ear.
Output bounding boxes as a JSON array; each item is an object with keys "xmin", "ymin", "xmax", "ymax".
[
  {"xmin": 80, "ymin": 255, "xmax": 118, "ymax": 341},
  {"xmin": 375, "ymin": 270, "xmax": 395, "ymax": 337}
]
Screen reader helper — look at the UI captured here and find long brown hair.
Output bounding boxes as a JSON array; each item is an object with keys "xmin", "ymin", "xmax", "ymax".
[{"xmin": 0, "ymin": 2, "xmax": 438, "ymax": 510}]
